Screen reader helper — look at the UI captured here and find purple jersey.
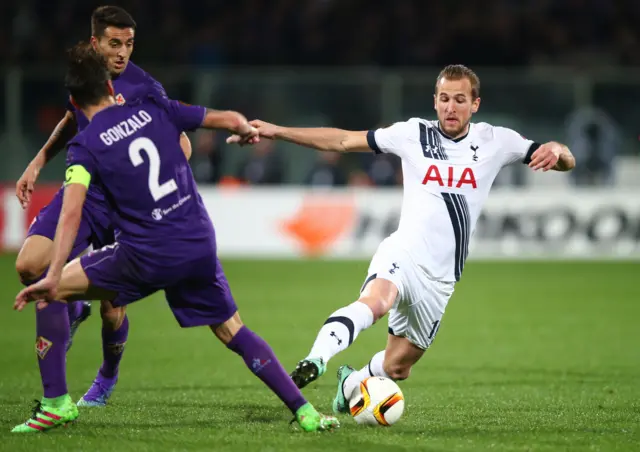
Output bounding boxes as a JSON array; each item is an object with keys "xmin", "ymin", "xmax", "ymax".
[
  {"xmin": 66, "ymin": 92, "xmax": 213, "ymax": 267},
  {"xmin": 67, "ymin": 62, "xmax": 166, "ymax": 131},
  {"xmin": 66, "ymin": 62, "xmax": 167, "ymax": 207}
]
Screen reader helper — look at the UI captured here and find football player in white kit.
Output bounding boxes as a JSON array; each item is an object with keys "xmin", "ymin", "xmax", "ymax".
[{"xmin": 227, "ymin": 65, "xmax": 576, "ymax": 414}]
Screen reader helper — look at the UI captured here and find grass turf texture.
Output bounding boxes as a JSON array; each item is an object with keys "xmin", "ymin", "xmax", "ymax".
[{"xmin": 0, "ymin": 255, "xmax": 638, "ymax": 451}]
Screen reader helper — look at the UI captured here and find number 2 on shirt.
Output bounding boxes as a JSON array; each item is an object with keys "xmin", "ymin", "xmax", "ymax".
[{"xmin": 128, "ymin": 137, "xmax": 177, "ymax": 202}]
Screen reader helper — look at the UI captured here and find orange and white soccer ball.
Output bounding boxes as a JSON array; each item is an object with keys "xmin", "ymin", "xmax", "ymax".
[{"xmin": 348, "ymin": 377, "xmax": 405, "ymax": 426}]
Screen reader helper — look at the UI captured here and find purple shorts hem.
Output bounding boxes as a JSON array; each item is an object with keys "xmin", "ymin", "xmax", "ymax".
[
  {"xmin": 173, "ymin": 308, "xmax": 237, "ymax": 328},
  {"xmin": 80, "ymin": 243, "xmax": 238, "ymax": 328},
  {"xmin": 27, "ymin": 186, "xmax": 115, "ymax": 253}
]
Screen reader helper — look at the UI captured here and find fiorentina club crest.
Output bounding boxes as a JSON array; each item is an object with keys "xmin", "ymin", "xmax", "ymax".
[
  {"xmin": 35, "ymin": 336, "xmax": 53, "ymax": 359},
  {"xmin": 107, "ymin": 342, "xmax": 126, "ymax": 356},
  {"xmin": 251, "ymin": 357, "xmax": 272, "ymax": 374},
  {"xmin": 115, "ymin": 93, "xmax": 126, "ymax": 105}
]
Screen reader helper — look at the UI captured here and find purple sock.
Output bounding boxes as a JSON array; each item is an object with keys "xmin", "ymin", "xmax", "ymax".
[
  {"xmin": 227, "ymin": 326, "xmax": 307, "ymax": 414},
  {"xmin": 67, "ymin": 301, "xmax": 85, "ymax": 323},
  {"xmin": 99, "ymin": 315, "xmax": 129, "ymax": 379},
  {"xmin": 35, "ymin": 302, "xmax": 69, "ymax": 398}
]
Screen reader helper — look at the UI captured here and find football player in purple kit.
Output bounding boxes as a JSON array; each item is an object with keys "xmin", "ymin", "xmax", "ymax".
[
  {"xmin": 14, "ymin": 6, "xmax": 191, "ymax": 409},
  {"xmin": 12, "ymin": 44, "xmax": 340, "ymax": 434}
]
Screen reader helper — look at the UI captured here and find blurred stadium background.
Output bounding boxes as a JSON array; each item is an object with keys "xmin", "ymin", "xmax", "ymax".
[
  {"xmin": 0, "ymin": 0, "xmax": 639, "ymax": 257},
  {"xmin": 0, "ymin": 1, "xmax": 639, "ymax": 450}
]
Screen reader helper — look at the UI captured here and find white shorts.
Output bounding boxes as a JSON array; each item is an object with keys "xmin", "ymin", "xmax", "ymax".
[{"xmin": 362, "ymin": 239, "xmax": 455, "ymax": 350}]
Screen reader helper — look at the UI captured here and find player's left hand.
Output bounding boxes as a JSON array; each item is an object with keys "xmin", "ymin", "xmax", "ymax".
[
  {"xmin": 14, "ymin": 276, "xmax": 59, "ymax": 311},
  {"xmin": 528, "ymin": 142, "xmax": 561, "ymax": 172}
]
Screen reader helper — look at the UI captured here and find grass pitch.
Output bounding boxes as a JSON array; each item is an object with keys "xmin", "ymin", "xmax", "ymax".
[{"xmin": 0, "ymin": 256, "xmax": 638, "ymax": 451}]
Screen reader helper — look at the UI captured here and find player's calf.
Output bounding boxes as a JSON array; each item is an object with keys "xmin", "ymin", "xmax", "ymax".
[
  {"xmin": 78, "ymin": 301, "xmax": 127, "ymax": 408},
  {"xmin": 383, "ymin": 361, "xmax": 412, "ymax": 381},
  {"xmin": 290, "ymin": 300, "xmax": 374, "ymax": 389},
  {"xmin": 213, "ymin": 313, "xmax": 338, "ymax": 431},
  {"xmin": 293, "ymin": 279, "xmax": 397, "ymax": 387},
  {"xmin": 13, "ymin": 302, "xmax": 79, "ymax": 432},
  {"xmin": 17, "ymin": 236, "xmax": 93, "ymax": 352},
  {"xmin": 67, "ymin": 301, "xmax": 92, "ymax": 352},
  {"xmin": 100, "ymin": 301, "xmax": 127, "ymax": 331},
  {"xmin": 339, "ymin": 336, "xmax": 424, "ymax": 410}
]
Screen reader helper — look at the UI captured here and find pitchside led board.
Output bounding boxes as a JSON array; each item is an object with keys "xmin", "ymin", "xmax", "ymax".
[
  {"xmin": 1, "ymin": 185, "xmax": 638, "ymax": 259},
  {"xmin": 204, "ymin": 187, "xmax": 640, "ymax": 260}
]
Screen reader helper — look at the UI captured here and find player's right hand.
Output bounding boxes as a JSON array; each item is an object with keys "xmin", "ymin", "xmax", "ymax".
[
  {"xmin": 226, "ymin": 120, "xmax": 279, "ymax": 146},
  {"xmin": 248, "ymin": 120, "xmax": 279, "ymax": 139},
  {"xmin": 15, "ymin": 163, "xmax": 41, "ymax": 209}
]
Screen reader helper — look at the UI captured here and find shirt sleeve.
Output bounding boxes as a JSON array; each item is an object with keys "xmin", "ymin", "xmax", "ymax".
[
  {"xmin": 148, "ymin": 78, "xmax": 168, "ymax": 99},
  {"xmin": 494, "ymin": 126, "xmax": 541, "ymax": 166},
  {"xmin": 162, "ymin": 98, "xmax": 207, "ymax": 132},
  {"xmin": 366, "ymin": 119, "xmax": 418, "ymax": 159},
  {"xmin": 65, "ymin": 144, "xmax": 96, "ymax": 188}
]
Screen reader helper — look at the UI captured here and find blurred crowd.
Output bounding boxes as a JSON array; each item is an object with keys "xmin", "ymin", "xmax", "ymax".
[
  {"xmin": 189, "ymin": 104, "xmax": 621, "ymax": 189},
  {"xmin": 4, "ymin": 0, "xmax": 640, "ymax": 67},
  {"xmin": 191, "ymin": 130, "xmax": 404, "ymax": 188},
  {"xmin": 192, "ymin": 131, "xmax": 402, "ymax": 187},
  {"xmin": 3, "ymin": 0, "xmax": 636, "ymax": 187}
]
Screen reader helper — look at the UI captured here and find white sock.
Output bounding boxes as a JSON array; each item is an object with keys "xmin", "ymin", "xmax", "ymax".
[
  {"xmin": 306, "ymin": 301, "xmax": 374, "ymax": 364},
  {"xmin": 343, "ymin": 350, "xmax": 389, "ymax": 400}
]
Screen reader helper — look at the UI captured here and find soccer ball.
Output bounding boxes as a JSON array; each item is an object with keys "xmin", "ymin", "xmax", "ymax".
[{"xmin": 348, "ymin": 377, "xmax": 405, "ymax": 426}]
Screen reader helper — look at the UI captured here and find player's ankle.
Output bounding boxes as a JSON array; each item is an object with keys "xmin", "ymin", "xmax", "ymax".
[
  {"xmin": 342, "ymin": 373, "xmax": 359, "ymax": 400},
  {"xmin": 42, "ymin": 394, "xmax": 71, "ymax": 407},
  {"xmin": 302, "ymin": 356, "xmax": 324, "ymax": 364}
]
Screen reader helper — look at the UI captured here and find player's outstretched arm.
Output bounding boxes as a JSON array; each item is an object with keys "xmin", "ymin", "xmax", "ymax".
[
  {"xmin": 227, "ymin": 120, "xmax": 372, "ymax": 153},
  {"xmin": 15, "ymin": 111, "xmax": 76, "ymax": 209},
  {"xmin": 528, "ymin": 141, "xmax": 576, "ymax": 172},
  {"xmin": 201, "ymin": 109, "xmax": 258, "ymax": 139}
]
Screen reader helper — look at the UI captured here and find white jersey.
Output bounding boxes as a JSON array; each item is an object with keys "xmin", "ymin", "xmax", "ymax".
[{"xmin": 367, "ymin": 119, "xmax": 539, "ymax": 282}]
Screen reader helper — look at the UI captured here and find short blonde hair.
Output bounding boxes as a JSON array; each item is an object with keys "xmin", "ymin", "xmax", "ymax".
[{"xmin": 435, "ymin": 65, "xmax": 480, "ymax": 99}]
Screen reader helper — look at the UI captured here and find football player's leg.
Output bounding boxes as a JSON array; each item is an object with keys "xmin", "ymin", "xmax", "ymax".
[
  {"xmin": 165, "ymin": 257, "xmax": 339, "ymax": 432},
  {"xmin": 77, "ymin": 301, "xmax": 127, "ymax": 408},
  {"xmin": 77, "ymin": 244, "xmax": 147, "ymax": 408},
  {"xmin": 335, "ymin": 276, "xmax": 454, "ymax": 413},
  {"xmin": 291, "ymin": 276, "xmax": 397, "ymax": 389},
  {"xmin": 17, "ymin": 192, "xmax": 93, "ymax": 353},
  {"xmin": 16, "ymin": 234, "xmax": 53, "ymax": 283},
  {"xmin": 214, "ymin": 313, "xmax": 337, "ymax": 431},
  {"xmin": 15, "ymin": 234, "xmax": 92, "ymax": 354},
  {"xmin": 12, "ymin": 259, "xmax": 115, "ymax": 432},
  {"xmin": 99, "ymin": 301, "xmax": 127, "ymax": 378},
  {"xmin": 13, "ymin": 198, "xmax": 94, "ymax": 432},
  {"xmin": 335, "ymin": 335, "xmax": 424, "ymax": 414},
  {"xmin": 86, "ymin": 217, "xmax": 131, "ymax": 399}
]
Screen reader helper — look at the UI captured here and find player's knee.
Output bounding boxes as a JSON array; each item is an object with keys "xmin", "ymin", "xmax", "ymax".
[
  {"xmin": 15, "ymin": 254, "xmax": 47, "ymax": 284},
  {"xmin": 357, "ymin": 295, "xmax": 391, "ymax": 322},
  {"xmin": 211, "ymin": 312, "xmax": 244, "ymax": 345},
  {"xmin": 383, "ymin": 362, "xmax": 412, "ymax": 381},
  {"xmin": 100, "ymin": 302, "xmax": 126, "ymax": 330}
]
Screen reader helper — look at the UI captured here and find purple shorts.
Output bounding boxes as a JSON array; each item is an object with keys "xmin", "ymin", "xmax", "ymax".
[
  {"xmin": 27, "ymin": 186, "xmax": 115, "ymax": 260},
  {"xmin": 80, "ymin": 244, "xmax": 237, "ymax": 328}
]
